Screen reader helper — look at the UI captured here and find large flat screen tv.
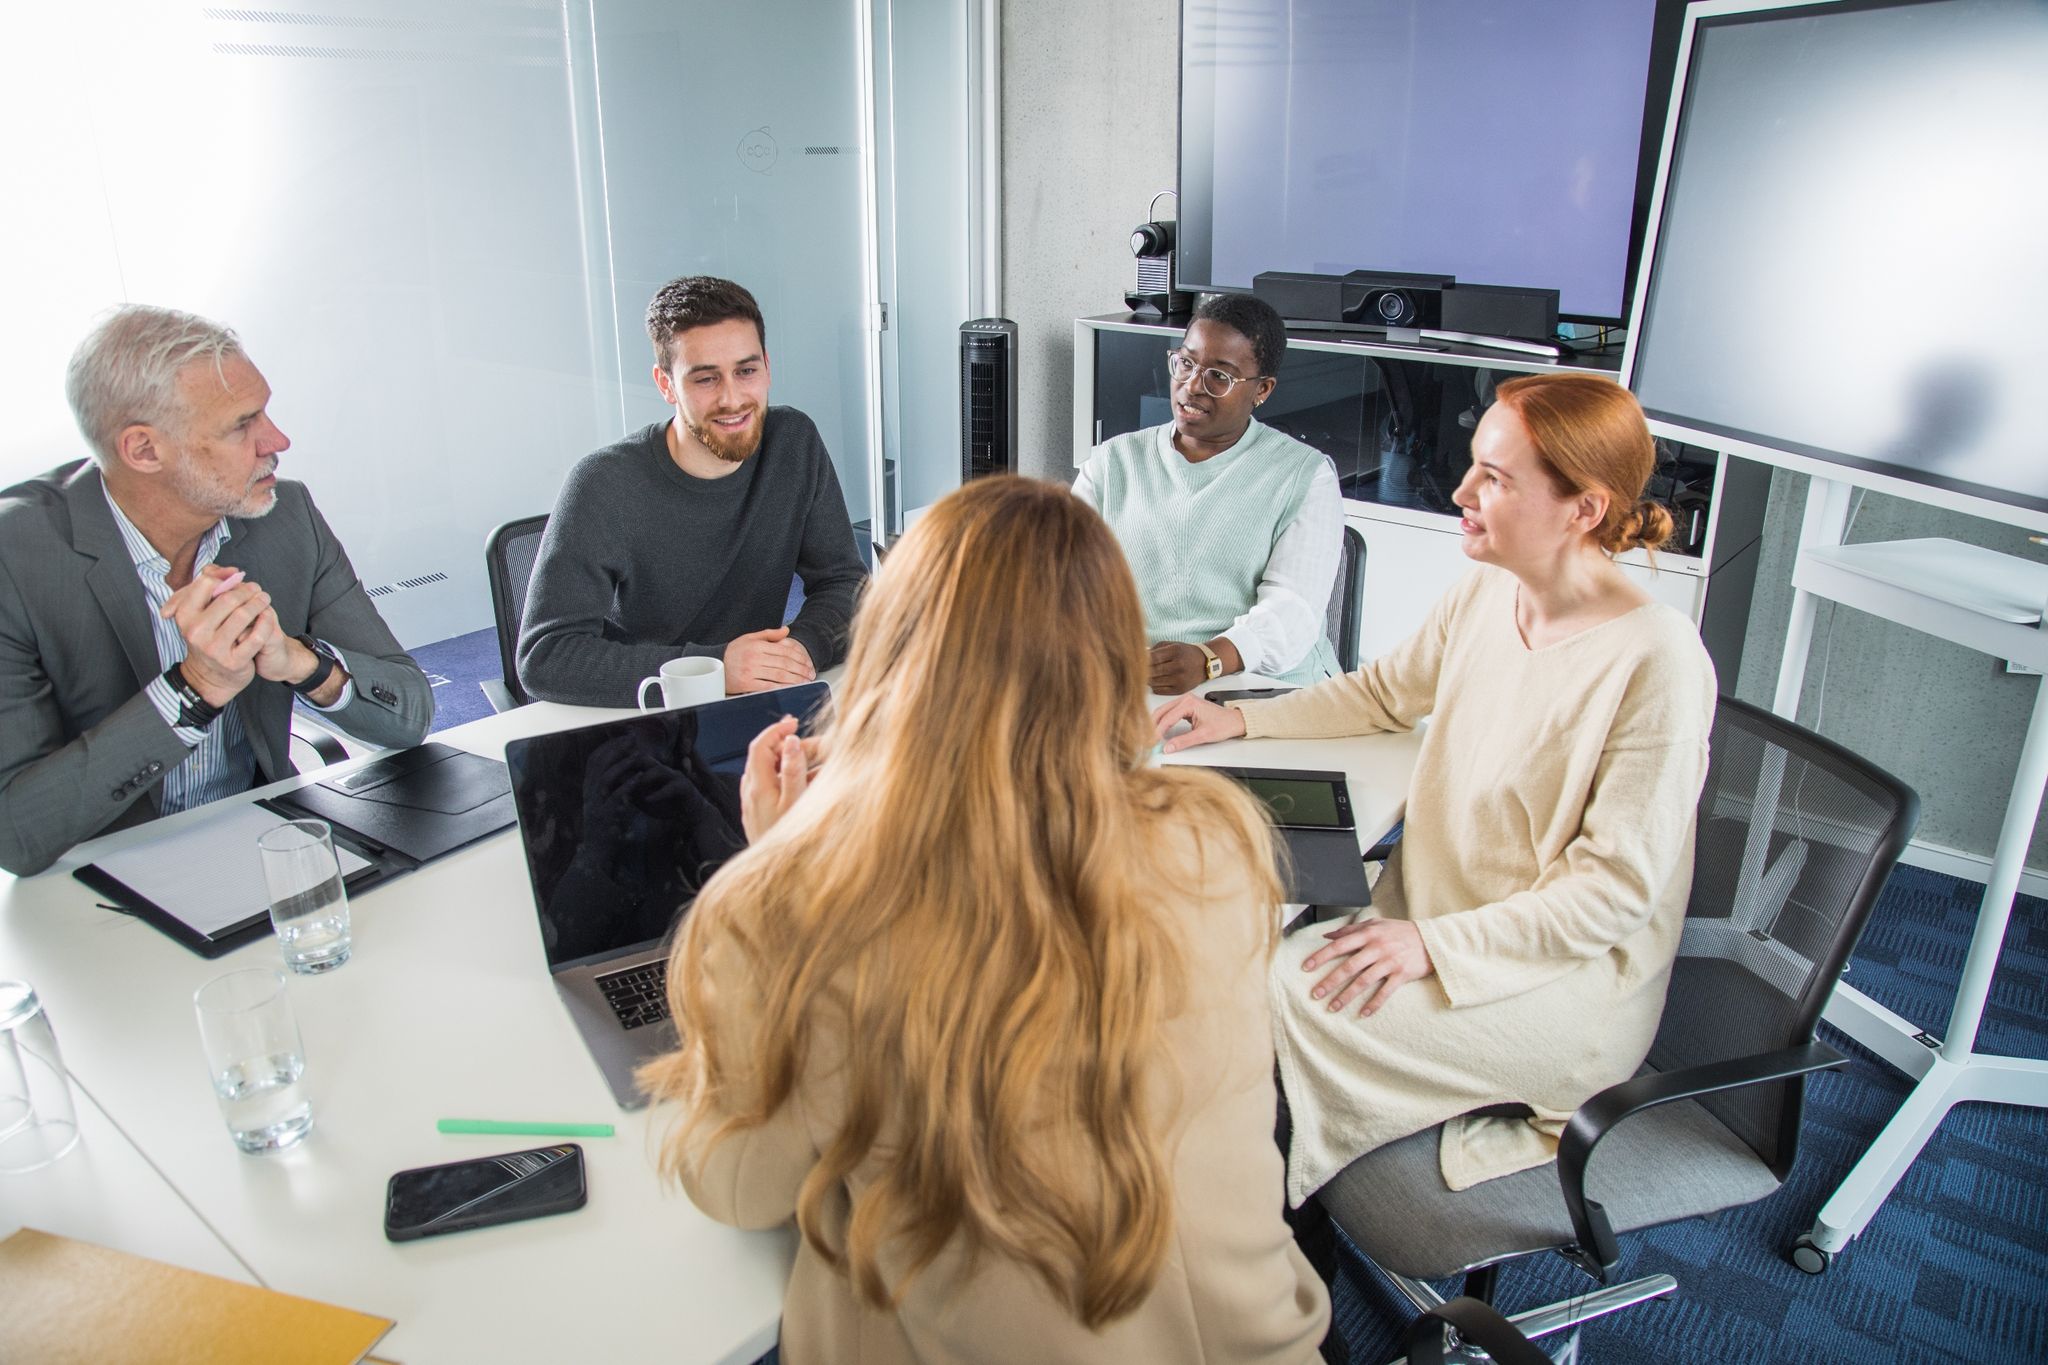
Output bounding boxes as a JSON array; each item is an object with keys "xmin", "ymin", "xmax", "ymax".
[
  {"xmin": 1175, "ymin": 0, "xmax": 1680, "ymax": 324},
  {"xmin": 1624, "ymin": 0, "xmax": 2048, "ymax": 531}
]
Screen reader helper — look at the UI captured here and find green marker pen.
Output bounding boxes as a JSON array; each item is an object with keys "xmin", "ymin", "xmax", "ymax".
[{"xmin": 437, "ymin": 1118, "xmax": 616, "ymax": 1138}]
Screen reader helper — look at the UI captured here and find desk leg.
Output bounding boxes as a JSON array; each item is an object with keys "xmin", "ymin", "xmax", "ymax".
[
  {"xmin": 1807, "ymin": 672, "xmax": 2048, "ymax": 1257},
  {"xmin": 1939, "ymin": 668, "xmax": 2048, "ymax": 1064},
  {"xmin": 1820, "ymin": 982, "xmax": 1938, "ymax": 1081},
  {"xmin": 1771, "ymin": 477, "xmax": 1854, "ymax": 721}
]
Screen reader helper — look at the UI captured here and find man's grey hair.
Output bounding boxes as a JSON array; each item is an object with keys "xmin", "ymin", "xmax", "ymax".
[{"xmin": 65, "ymin": 304, "xmax": 245, "ymax": 465}]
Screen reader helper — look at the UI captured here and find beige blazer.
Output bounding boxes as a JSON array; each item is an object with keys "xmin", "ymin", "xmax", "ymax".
[{"xmin": 672, "ymin": 827, "xmax": 1329, "ymax": 1364}]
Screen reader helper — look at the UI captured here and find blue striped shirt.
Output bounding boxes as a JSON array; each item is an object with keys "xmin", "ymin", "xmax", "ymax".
[{"xmin": 100, "ymin": 487, "xmax": 352, "ymax": 815}]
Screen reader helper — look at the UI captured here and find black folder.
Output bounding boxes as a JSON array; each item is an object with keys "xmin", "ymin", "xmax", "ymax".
[
  {"xmin": 77, "ymin": 743, "xmax": 513, "ymax": 958},
  {"xmin": 273, "ymin": 743, "xmax": 514, "ymax": 863}
]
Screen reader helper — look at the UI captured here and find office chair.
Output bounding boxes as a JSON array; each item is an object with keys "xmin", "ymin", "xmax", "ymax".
[
  {"xmin": 483, "ymin": 514, "xmax": 549, "ymax": 712},
  {"xmin": 287, "ymin": 709, "xmax": 350, "ymax": 769},
  {"xmin": 1314, "ymin": 695, "xmax": 1919, "ymax": 1362},
  {"xmin": 1326, "ymin": 524, "xmax": 1367, "ymax": 673}
]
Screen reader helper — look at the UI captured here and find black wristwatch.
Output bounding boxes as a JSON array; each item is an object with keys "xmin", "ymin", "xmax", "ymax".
[
  {"xmin": 163, "ymin": 662, "xmax": 222, "ymax": 729},
  {"xmin": 289, "ymin": 635, "xmax": 340, "ymax": 698}
]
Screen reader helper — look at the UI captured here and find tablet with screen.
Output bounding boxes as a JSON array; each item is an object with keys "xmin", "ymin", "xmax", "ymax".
[{"xmin": 1215, "ymin": 767, "xmax": 1354, "ymax": 832}]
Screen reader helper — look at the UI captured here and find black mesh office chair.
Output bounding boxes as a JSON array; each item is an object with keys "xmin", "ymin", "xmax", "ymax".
[
  {"xmin": 1315, "ymin": 695, "xmax": 1919, "ymax": 1362},
  {"xmin": 483, "ymin": 514, "xmax": 548, "ymax": 712},
  {"xmin": 1325, "ymin": 525, "xmax": 1367, "ymax": 673}
]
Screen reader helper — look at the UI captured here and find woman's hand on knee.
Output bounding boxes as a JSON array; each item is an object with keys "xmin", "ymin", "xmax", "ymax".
[{"xmin": 1300, "ymin": 917, "xmax": 1434, "ymax": 1017}]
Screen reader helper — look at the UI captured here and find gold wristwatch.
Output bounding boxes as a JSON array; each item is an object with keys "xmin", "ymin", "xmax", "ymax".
[{"xmin": 1195, "ymin": 642, "xmax": 1224, "ymax": 681}]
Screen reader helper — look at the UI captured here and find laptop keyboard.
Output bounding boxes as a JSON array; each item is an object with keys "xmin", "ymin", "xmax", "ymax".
[{"xmin": 595, "ymin": 961, "xmax": 671, "ymax": 1030}]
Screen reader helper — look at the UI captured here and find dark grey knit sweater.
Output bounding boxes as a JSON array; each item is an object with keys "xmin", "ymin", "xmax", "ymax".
[{"xmin": 516, "ymin": 409, "xmax": 866, "ymax": 706}]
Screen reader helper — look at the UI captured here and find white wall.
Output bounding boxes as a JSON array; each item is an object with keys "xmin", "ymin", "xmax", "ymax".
[
  {"xmin": 1, "ymin": 3, "xmax": 619, "ymax": 649},
  {"xmin": 1000, "ymin": 0, "xmax": 1179, "ymax": 482},
  {"xmin": 0, "ymin": 1, "xmax": 874, "ymax": 649}
]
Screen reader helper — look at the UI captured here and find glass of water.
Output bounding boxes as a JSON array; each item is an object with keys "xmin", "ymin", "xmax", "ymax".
[
  {"xmin": 193, "ymin": 968, "xmax": 313, "ymax": 1153},
  {"xmin": 0, "ymin": 981, "xmax": 82, "ymax": 1174},
  {"xmin": 256, "ymin": 818, "xmax": 352, "ymax": 974}
]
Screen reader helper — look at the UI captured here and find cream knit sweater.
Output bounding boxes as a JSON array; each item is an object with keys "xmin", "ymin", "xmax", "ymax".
[{"xmin": 1238, "ymin": 565, "xmax": 1717, "ymax": 1200}]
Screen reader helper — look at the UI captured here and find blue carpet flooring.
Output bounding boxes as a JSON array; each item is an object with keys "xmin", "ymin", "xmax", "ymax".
[
  {"xmin": 410, "ymin": 626, "xmax": 502, "ymax": 731},
  {"xmin": 410, "ymin": 622, "xmax": 2046, "ymax": 1361},
  {"xmin": 1323, "ymin": 859, "xmax": 2048, "ymax": 1364}
]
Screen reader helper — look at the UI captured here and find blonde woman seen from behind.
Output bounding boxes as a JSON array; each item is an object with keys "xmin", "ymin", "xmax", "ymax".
[
  {"xmin": 641, "ymin": 477, "xmax": 1330, "ymax": 1364},
  {"xmin": 1156, "ymin": 373, "xmax": 1718, "ymax": 1207}
]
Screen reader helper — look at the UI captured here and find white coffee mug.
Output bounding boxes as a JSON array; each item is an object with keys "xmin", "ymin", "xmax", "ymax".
[{"xmin": 637, "ymin": 657, "xmax": 725, "ymax": 710}]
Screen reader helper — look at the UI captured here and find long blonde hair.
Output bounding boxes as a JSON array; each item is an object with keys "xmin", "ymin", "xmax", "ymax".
[{"xmin": 642, "ymin": 476, "xmax": 1280, "ymax": 1327}]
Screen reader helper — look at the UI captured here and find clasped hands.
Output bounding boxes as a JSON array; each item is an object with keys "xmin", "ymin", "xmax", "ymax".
[{"xmin": 160, "ymin": 564, "xmax": 335, "ymax": 708}]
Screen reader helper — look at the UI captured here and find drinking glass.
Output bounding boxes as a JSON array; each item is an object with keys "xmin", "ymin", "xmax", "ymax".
[
  {"xmin": 0, "ymin": 981, "xmax": 82, "ymax": 1174},
  {"xmin": 193, "ymin": 969, "xmax": 313, "ymax": 1153},
  {"xmin": 257, "ymin": 818, "xmax": 352, "ymax": 973}
]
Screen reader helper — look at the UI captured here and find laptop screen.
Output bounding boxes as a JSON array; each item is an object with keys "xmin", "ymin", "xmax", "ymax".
[{"xmin": 505, "ymin": 683, "xmax": 830, "ymax": 970}]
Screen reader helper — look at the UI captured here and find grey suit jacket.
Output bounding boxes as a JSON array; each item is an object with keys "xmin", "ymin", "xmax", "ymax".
[{"xmin": 0, "ymin": 461, "xmax": 434, "ymax": 876}]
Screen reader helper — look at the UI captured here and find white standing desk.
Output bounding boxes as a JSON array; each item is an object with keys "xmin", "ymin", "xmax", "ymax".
[{"xmin": 0, "ymin": 689, "xmax": 1419, "ymax": 1364}]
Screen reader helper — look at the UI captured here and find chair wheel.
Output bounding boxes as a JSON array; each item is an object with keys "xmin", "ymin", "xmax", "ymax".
[{"xmin": 1790, "ymin": 1235, "xmax": 1831, "ymax": 1275}]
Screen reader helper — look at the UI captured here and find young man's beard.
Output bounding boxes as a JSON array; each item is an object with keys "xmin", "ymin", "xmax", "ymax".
[{"xmin": 686, "ymin": 409, "xmax": 764, "ymax": 464}]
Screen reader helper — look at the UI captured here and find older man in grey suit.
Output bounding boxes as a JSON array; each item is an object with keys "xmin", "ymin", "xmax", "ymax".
[{"xmin": 0, "ymin": 305, "xmax": 432, "ymax": 876}]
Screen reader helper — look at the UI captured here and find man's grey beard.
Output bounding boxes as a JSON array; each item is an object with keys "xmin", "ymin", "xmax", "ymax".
[{"xmin": 169, "ymin": 453, "xmax": 278, "ymax": 519}]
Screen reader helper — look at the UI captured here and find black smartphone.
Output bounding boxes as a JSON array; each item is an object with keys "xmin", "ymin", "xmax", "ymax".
[
  {"xmin": 1203, "ymin": 686, "xmax": 1298, "ymax": 705},
  {"xmin": 384, "ymin": 1144, "xmax": 588, "ymax": 1242}
]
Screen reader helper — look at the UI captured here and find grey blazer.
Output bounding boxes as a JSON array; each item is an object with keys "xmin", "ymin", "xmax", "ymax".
[{"xmin": 0, "ymin": 461, "xmax": 433, "ymax": 876}]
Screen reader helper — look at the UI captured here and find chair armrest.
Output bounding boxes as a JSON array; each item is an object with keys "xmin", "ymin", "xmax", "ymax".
[
  {"xmin": 289, "ymin": 710, "xmax": 350, "ymax": 768},
  {"xmin": 480, "ymin": 679, "xmax": 516, "ymax": 714},
  {"xmin": 1401, "ymin": 1295, "xmax": 1552, "ymax": 1365},
  {"xmin": 1556, "ymin": 1041, "xmax": 1847, "ymax": 1277}
]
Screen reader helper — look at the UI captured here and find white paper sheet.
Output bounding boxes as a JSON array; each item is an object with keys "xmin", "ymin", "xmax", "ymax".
[{"xmin": 91, "ymin": 805, "xmax": 372, "ymax": 937}]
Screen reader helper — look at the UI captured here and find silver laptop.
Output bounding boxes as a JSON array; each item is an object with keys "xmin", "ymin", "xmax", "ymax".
[{"xmin": 504, "ymin": 683, "xmax": 830, "ymax": 1108}]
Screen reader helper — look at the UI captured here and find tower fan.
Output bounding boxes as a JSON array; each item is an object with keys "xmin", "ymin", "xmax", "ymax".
[{"xmin": 959, "ymin": 318, "xmax": 1018, "ymax": 483}]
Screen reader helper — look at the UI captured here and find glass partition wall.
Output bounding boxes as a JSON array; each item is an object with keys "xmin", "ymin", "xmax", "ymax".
[{"xmin": 1, "ymin": 0, "xmax": 974, "ymax": 646}]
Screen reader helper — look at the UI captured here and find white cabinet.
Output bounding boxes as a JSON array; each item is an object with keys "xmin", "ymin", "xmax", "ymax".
[
  {"xmin": 1078, "ymin": 314, "xmax": 1739, "ymax": 668},
  {"xmin": 1346, "ymin": 511, "xmax": 1473, "ymax": 665},
  {"xmin": 1346, "ymin": 503, "xmax": 1708, "ymax": 664}
]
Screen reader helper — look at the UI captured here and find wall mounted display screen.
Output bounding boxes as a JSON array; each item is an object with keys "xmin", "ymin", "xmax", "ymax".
[
  {"xmin": 1626, "ymin": 0, "xmax": 2048, "ymax": 526},
  {"xmin": 1177, "ymin": 0, "xmax": 1669, "ymax": 322}
]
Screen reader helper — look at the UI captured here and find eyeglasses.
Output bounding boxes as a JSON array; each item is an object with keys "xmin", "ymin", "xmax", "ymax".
[{"xmin": 1166, "ymin": 351, "xmax": 1267, "ymax": 399}]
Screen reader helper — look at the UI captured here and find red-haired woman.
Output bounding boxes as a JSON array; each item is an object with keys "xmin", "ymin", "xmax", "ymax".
[{"xmin": 1157, "ymin": 372, "xmax": 1718, "ymax": 1206}]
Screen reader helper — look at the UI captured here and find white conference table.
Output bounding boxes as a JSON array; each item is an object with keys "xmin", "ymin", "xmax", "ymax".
[
  {"xmin": 0, "ymin": 1075, "xmax": 257, "ymax": 1287},
  {"xmin": 0, "ymin": 684, "xmax": 1420, "ymax": 1365}
]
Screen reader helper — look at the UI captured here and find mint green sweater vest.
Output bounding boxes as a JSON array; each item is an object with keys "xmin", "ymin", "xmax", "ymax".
[{"xmin": 1080, "ymin": 420, "xmax": 1338, "ymax": 686}]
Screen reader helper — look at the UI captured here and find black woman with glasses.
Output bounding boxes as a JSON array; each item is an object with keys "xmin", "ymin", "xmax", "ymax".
[{"xmin": 1074, "ymin": 293, "xmax": 1342, "ymax": 694}]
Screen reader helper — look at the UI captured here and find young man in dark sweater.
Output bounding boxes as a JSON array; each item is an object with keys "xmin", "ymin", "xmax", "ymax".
[{"xmin": 517, "ymin": 277, "xmax": 866, "ymax": 706}]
